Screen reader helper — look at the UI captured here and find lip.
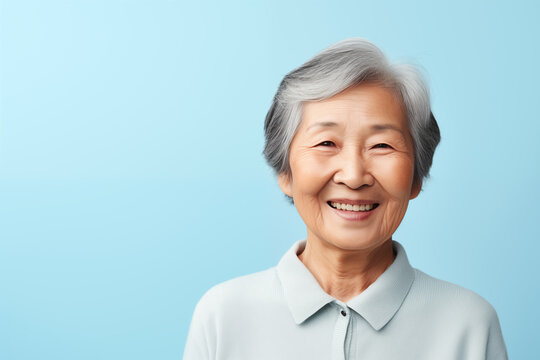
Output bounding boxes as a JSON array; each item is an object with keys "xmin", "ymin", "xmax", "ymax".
[
  {"xmin": 326, "ymin": 199, "xmax": 379, "ymax": 221},
  {"xmin": 327, "ymin": 198, "xmax": 378, "ymax": 205}
]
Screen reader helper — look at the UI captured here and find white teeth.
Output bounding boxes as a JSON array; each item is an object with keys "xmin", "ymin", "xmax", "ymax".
[{"xmin": 330, "ymin": 202, "xmax": 375, "ymax": 212}]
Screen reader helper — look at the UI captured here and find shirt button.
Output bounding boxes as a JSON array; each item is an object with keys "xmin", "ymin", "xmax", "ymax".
[{"xmin": 340, "ymin": 310, "xmax": 347, "ymax": 316}]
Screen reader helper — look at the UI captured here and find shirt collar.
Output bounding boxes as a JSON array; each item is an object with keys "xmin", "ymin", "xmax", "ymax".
[{"xmin": 276, "ymin": 240, "xmax": 415, "ymax": 330}]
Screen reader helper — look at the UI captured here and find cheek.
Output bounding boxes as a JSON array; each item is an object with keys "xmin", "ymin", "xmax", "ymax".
[
  {"xmin": 290, "ymin": 153, "xmax": 333, "ymax": 198},
  {"xmin": 375, "ymin": 157, "xmax": 415, "ymax": 236},
  {"xmin": 375, "ymin": 156, "xmax": 415, "ymax": 198}
]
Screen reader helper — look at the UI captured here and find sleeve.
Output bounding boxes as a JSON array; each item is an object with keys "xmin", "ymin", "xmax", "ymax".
[
  {"xmin": 485, "ymin": 307, "xmax": 508, "ymax": 360},
  {"xmin": 182, "ymin": 288, "xmax": 220, "ymax": 360}
]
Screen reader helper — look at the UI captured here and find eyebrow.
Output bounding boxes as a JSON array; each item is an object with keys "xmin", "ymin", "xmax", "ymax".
[
  {"xmin": 306, "ymin": 121, "xmax": 339, "ymax": 131},
  {"xmin": 306, "ymin": 121, "xmax": 404, "ymax": 135},
  {"xmin": 370, "ymin": 124, "xmax": 405, "ymax": 135}
]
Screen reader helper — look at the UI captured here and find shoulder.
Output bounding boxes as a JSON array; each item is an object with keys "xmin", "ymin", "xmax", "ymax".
[
  {"xmin": 411, "ymin": 268, "xmax": 500, "ymax": 326},
  {"xmin": 184, "ymin": 269, "xmax": 279, "ymax": 360},
  {"xmin": 191, "ymin": 267, "xmax": 281, "ymax": 320},
  {"xmin": 407, "ymin": 269, "xmax": 508, "ymax": 359}
]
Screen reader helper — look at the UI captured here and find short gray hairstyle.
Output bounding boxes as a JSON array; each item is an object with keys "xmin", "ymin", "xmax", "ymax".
[{"xmin": 263, "ymin": 38, "xmax": 440, "ymax": 193}]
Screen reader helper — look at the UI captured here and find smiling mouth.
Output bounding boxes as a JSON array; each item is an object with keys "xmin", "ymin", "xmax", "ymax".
[{"xmin": 327, "ymin": 201, "xmax": 379, "ymax": 212}]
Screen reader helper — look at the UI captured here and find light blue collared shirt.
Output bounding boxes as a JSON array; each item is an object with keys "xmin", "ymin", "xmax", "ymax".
[{"xmin": 183, "ymin": 240, "xmax": 507, "ymax": 360}]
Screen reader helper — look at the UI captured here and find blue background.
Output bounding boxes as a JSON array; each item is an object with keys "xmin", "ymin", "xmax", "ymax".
[{"xmin": 1, "ymin": 0, "xmax": 538, "ymax": 358}]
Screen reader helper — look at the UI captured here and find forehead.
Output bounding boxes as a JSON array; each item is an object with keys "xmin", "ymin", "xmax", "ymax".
[{"xmin": 300, "ymin": 84, "xmax": 407, "ymax": 131}]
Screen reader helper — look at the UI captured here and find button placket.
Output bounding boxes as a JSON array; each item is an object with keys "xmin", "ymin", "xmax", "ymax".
[{"xmin": 331, "ymin": 304, "xmax": 351, "ymax": 360}]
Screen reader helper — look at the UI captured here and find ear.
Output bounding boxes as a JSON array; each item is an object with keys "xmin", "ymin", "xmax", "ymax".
[
  {"xmin": 277, "ymin": 172, "xmax": 293, "ymax": 198},
  {"xmin": 409, "ymin": 178, "xmax": 422, "ymax": 200}
]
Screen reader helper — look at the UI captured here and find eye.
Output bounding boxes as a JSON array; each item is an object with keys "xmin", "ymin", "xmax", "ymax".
[
  {"xmin": 372, "ymin": 143, "xmax": 392, "ymax": 149},
  {"xmin": 317, "ymin": 141, "xmax": 335, "ymax": 147}
]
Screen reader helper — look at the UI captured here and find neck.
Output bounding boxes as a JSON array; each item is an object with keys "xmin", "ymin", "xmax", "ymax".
[{"xmin": 298, "ymin": 237, "xmax": 396, "ymax": 303}]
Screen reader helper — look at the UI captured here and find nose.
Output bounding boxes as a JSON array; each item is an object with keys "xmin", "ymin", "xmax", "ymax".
[{"xmin": 332, "ymin": 146, "xmax": 374, "ymax": 189}]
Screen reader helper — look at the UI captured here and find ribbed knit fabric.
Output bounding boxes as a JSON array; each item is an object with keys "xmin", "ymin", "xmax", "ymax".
[{"xmin": 183, "ymin": 240, "xmax": 507, "ymax": 360}]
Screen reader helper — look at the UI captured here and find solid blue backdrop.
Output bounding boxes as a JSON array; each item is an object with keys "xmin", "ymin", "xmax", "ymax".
[{"xmin": 1, "ymin": 0, "xmax": 538, "ymax": 359}]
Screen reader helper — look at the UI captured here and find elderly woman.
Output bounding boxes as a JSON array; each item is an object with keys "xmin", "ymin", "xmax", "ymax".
[{"xmin": 183, "ymin": 38, "xmax": 507, "ymax": 360}]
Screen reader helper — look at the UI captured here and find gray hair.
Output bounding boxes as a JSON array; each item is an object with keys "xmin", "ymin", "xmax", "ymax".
[{"xmin": 263, "ymin": 38, "xmax": 440, "ymax": 193}]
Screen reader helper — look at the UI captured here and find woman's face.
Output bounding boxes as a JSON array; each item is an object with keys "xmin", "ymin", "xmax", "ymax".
[{"xmin": 278, "ymin": 83, "xmax": 421, "ymax": 252}]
